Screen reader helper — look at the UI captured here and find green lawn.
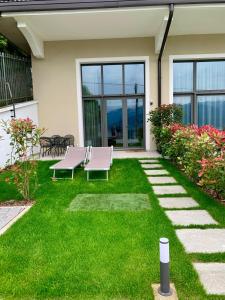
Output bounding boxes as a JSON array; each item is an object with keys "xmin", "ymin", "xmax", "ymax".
[{"xmin": 0, "ymin": 158, "xmax": 224, "ymax": 299}]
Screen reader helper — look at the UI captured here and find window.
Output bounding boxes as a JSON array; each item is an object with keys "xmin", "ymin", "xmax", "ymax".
[
  {"xmin": 173, "ymin": 60, "xmax": 225, "ymax": 130},
  {"xmin": 81, "ymin": 62, "xmax": 145, "ymax": 148}
]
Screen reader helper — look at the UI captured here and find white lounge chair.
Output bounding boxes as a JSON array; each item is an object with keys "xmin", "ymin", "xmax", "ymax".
[
  {"xmin": 50, "ymin": 147, "xmax": 87, "ymax": 179},
  {"xmin": 85, "ymin": 146, "xmax": 113, "ymax": 181}
]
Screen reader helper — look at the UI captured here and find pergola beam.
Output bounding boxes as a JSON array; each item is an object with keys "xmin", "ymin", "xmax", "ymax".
[{"xmin": 17, "ymin": 21, "xmax": 44, "ymax": 58}]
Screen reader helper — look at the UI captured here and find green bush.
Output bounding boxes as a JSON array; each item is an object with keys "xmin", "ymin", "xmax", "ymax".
[{"xmin": 148, "ymin": 104, "xmax": 183, "ymax": 152}]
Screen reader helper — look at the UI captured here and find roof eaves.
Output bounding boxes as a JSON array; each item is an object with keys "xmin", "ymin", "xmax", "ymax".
[{"xmin": 1, "ymin": 0, "xmax": 225, "ymax": 13}]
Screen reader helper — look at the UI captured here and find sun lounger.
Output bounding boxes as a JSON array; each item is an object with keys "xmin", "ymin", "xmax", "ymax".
[
  {"xmin": 50, "ymin": 147, "xmax": 87, "ymax": 179},
  {"xmin": 85, "ymin": 146, "xmax": 113, "ymax": 181}
]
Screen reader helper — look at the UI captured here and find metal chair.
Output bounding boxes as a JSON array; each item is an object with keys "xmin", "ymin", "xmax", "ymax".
[
  {"xmin": 40, "ymin": 137, "xmax": 52, "ymax": 157},
  {"xmin": 64, "ymin": 135, "xmax": 75, "ymax": 147}
]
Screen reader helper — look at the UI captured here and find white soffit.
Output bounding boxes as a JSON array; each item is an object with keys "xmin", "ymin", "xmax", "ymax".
[
  {"xmin": 2, "ymin": 7, "xmax": 168, "ymax": 41},
  {"xmin": 170, "ymin": 4, "xmax": 225, "ymax": 36}
]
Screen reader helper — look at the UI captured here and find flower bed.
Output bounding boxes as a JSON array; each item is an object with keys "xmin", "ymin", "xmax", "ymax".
[{"xmin": 160, "ymin": 124, "xmax": 225, "ymax": 200}]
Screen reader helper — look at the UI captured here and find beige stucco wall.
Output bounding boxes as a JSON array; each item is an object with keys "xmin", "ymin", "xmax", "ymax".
[
  {"xmin": 32, "ymin": 37, "xmax": 157, "ymax": 149},
  {"xmin": 32, "ymin": 34, "xmax": 225, "ymax": 150}
]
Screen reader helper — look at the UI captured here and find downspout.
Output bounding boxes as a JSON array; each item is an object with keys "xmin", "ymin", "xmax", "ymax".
[{"xmin": 158, "ymin": 4, "xmax": 174, "ymax": 107}]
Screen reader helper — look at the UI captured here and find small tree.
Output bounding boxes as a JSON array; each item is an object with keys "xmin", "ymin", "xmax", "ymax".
[
  {"xmin": 148, "ymin": 104, "xmax": 183, "ymax": 153},
  {"xmin": 2, "ymin": 118, "xmax": 45, "ymax": 200},
  {"xmin": 0, "ymin": 35, "xmax": 7, "ymax": 51}
]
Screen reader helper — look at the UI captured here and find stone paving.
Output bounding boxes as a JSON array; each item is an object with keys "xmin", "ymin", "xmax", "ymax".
[
  {"xmin": 138, "ymin": 159, "xmax": 159, "ymax": 163},
  {"xmin": 166, "ymin": 210, "xmax": 218, "ymax": 226},
  {"xmin": 144, "ymin": 169, "xmax": 169, "ymax": 176},
  {"xmin": 0, "ymin": 206, "xmax": 25, "ymax": 230},
  {"xmin": 139, "ymin": 158, "xmax": 225, "ymax": 295},
  {"xmin": 176, "ymin": 229, "xmax": 225, "ymax": 253},
  {"xmin": 193, "ymin": 263, "xmax": 225, "ymax": 295},
  {"xmin": 148, "ymin": 176, "xmax": 177, "ymax": 184},
  {"xmin": 159, "ymin": 197, "xmax": 199, "ymax": 209},
  {"xmin": 141, "ymin": 163, "xmax": 163, "ymax": 169},
  {"xmin": 0, "ymin": 206, "xmax": 31, "ymax": 235},
  {"xmin": 152, "ymin": 185, "xmax": 187, "ymax": 195}
]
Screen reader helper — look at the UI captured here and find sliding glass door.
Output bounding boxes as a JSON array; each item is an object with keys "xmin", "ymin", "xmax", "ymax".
[
  {"xmin": 127, "ymin": 98, "xmax": 144, "ymax": 148},
  {"xmin": 106, "ymin": 99, "xmax": 123, "ymax": 148}
]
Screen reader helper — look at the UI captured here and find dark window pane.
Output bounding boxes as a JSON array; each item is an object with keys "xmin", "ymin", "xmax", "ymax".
[
  {"xmin": 82, "ymin": 65, "xmax": 101, "ymax": 96},
  {"xmin": 125, "ymin": 64, "xmax": 144, "ymax": 94},
  {"xmin": 103, "ymin": 65, "xmax": 122, "ymax": 95},
  {"xmin": 174, "ymin": 95, "xmax": 192, "ymax": 125},
  {"xmin": 173, "ymin": 62, "xmax": 193, "ymax": 92},
  {"xmin": 197, "ymin": 61, "xmax": 225, "ymax": 91},
  {"xmin": 84, "ymin": 99, "xmax": 102, "ymax": 146},
  {"xmin": 127, "ymin": 98, "xmax": 144, "ymax": 147},
  {"xmin": 197, "ymin": 95, "xmax": 225, "ymax": 130},
  {"xmin": 107, "ymin": 99, "xmax": 123, "ymax": 147}
]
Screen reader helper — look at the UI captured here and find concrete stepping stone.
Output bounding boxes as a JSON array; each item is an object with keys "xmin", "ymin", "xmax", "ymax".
[
  {"xmin": 176, "ymin": 229, "xmax": 225, "ymax": 253},
  {"xmin": 153, "ymin": 185, "xmax": 187, "ymax": 195},
  {"xmin": 193, "ymin": 263, "xmax": 225, "ymax": 295},
  {"xmin": 139, "ymin": 159, "xmax": 159, "ymax": 163},
  {"xmin": 144, "ymin": 169, "xmax": 169, "ymax": 176},
  {"xmin": 141, "ymin": 163, "xmax": 163, "ymax": 169},
  {"xmin": 148, "ymin": 176, "xmax": 177, "ymax": 184},
  {"xmin": 166, "ymin": 210, "xmax": 218, "ymax": 226},
  {"xmin": 159, "ymin": 197, "xmax": 199, "ymax": 208}
]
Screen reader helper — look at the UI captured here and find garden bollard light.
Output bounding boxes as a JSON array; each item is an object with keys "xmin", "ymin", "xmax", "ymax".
[{"xmin": 158, "ymin": 238, "xmax": 172, "ymax": 296}]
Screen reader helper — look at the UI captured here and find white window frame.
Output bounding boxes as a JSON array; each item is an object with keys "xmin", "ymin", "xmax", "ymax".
[{"xmin": 75, "ymin": 56, "xmax": 151, "ymax": 150}]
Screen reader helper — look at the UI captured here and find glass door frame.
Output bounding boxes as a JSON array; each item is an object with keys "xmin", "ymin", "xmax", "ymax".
[
  {"xmin": 102, "ymin": 96, "xmax": 145, "ymax": 149},
  {"xmin": 81, "ymin": 62, "xmax": 146, "ymax": 149}
]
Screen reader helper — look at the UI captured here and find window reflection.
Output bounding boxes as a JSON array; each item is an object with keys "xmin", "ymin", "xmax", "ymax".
[
  {"xmin": 173, "ymin": 62, "xmax": 193, "ymax": 92},
  {"xmin": 198, "ymin": 95, "xmax": 225, "ymax": 130},
  {"xmin": 125, "ymin": 64, "xmax": 144, "ymax": 94},
  {"xmin": 82, "ymin": 65, "xmax": 101, "ymax": 96},
  {"xmin": 103, "ymin": 65, "xmax": 123, "ymax": 95},
  {"xmin": 197, "ymin": 61, "xmax": 225, "ymax": 91},
  {"xmin": 174, "ymin": 96, "xmax": 192, "ymax": 125}
]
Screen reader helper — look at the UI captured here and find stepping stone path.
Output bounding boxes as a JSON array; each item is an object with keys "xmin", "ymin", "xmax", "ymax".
[
  {"xmin": 148, "ymin": 176, "xmax": 177, "ymax": 184},
  {"xmin": 141, "ymin": 163, "xmax": 162, "ymax": 169},
  {"xmin": 166, "ymin": 210, "xmax": 218, "ymax": 226},
  {"xmin": 176, "ymin": 229, "xmax": 225, "ymax": 253},
  {"xmin": 159, "ymin": 197, "xmax": 199, "ymax": 208},
  {"xmin": 139, "ymin": 159, "xmax": 159, "ymax": 163},
  {"xmin": 193, "ymin": 263, "xmax": 225, "ymax": 295},
  {"xmin": 139, "ymin": 158, "xmax": 225, "ymax": 295},
  {"xmin": 144, "ymin": 169, "xmax": 169, "ymax": 176},
  {"xmin": 153, "ymin": 185, "xmax": 187, "ymax": 195}
]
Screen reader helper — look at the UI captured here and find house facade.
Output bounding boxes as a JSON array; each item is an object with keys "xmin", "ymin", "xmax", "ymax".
[{"xmin": 1, "ymin": 0, "xmax": 225, "ymax": 151}]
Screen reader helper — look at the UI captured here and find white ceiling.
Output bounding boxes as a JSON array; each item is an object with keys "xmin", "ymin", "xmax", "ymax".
[
  {"xmin": 6, "ymin": 7, "xmax": 169, "ymax": 41},
  {"xmin": 3, "ymin": 4, "xmax": 225, "ymax": 58}
]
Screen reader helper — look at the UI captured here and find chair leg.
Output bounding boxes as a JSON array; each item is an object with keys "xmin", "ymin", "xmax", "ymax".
[
  {"xmin": 72, "ymin": 169, "xmax": 74, "ymax": 179},
  {"xmin": 106, "ymin": 171, "xmax": 108, "ymax": 181},
  {"xmin": 87, "ymin": 171, "xmax": 89, "ymax": 181},
  {"xmin": 53, "ymin": 169, "xmax": 56, "ymax": 179}
]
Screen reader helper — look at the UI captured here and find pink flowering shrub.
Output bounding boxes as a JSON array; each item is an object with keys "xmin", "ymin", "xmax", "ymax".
[
  {"xmin": 198, "ymin": 154, "xmax": 225, "ymax": 199},
  {"xmin": 158, "ymin": 123, "xmax": 225, "ymax": 200},
  {"xmin": 2, "ymin": 118, "xmax": 45, "ymax": 200}
]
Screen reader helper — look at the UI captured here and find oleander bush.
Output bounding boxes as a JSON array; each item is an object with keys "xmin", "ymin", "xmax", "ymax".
[{"xmin": 151, "ymin": 116, "xmax": 225, "ymax": 200}]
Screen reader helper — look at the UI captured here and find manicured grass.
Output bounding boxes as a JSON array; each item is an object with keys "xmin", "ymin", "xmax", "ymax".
[{"xmin": 0, "ymin": 159, "xmax": 224, "ymax": 299}]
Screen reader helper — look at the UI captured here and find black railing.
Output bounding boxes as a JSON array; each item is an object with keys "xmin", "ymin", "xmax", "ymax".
[{"xmin": 0, "ymin": 52, "xmax": 33, "ymax": 108}]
